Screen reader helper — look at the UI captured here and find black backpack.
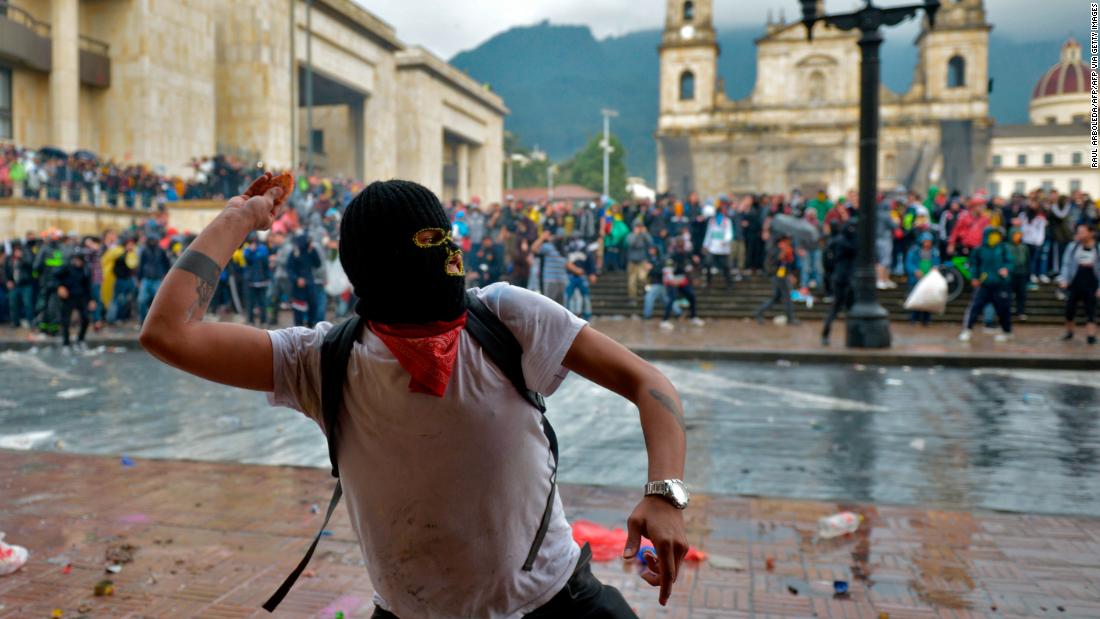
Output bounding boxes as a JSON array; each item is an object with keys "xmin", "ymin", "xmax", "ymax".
[{"xmin": 263, "ymin": 290, "xmax": 559, "ymax": 611}]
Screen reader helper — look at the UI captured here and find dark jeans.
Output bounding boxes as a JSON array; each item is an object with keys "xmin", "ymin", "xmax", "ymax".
[
  {"xmin": 747, "ymin": 237, "xmax": 765, "ymax": 271},
  {"xmin": 822, "ymin": 277, "xmax": 852, "ymax": 339},
  {"xmin": 756, "ymin": 276, "xmax": 795, "ymax": 321},
  {"xmin": 109, "ymin": 278, "xmax": 136, "ymax": 323},
  {"xmin": 1027, "ymin": 244, "xmax": 1043, "ymax": 278},
  {"xmin": 1048, "ymin": 240, "xmax": 1068, "ymax": 275},
  {"xmin": 245, "ymin": 285, "xmax": 268, "ymax": 324},
  {"xmin": 965, "ymin": 285, "xmax": 1011, "ymax": 332},
  {"xmin": 1010, "ymin": 273, "xmax": 1028, "ymax": 316},
  {"xmin": 311, "ymin": 283, "xmax": 328, "ymax": 325},
  {"xmin": 705, "ymin": 253, "xmax": 732, "ymax": 287},
  {"xmin": 663, "ymin": 284, "xmax": 697, "ymax": 320},
  {"xmin": 370, "ymin": 544, "xmax": 637, "ymax": 619},
  {"xmin": 266, "ymin": 277, "xmax": 291, "ymax": 325},
  {"xmin": 9, "ymin": 284, "xmax": 33, "ymax": 325},
  {"xmin": 1065, "ymin": 277, "xmax": 1098, "ymax": 324},
  {"xmin": 60, "ymin": 299, "xmax": 90, "ymax": 346}
]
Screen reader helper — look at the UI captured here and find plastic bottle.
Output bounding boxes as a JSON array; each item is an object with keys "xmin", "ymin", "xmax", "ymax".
[{"xmin": 817, "ymin": 512, "xmax": 862, "ymax": 539}]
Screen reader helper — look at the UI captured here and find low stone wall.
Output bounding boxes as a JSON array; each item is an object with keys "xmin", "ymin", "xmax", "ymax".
[{"xmin": 0, "ymin": 197, "xmax": 224, "ymax": 239}]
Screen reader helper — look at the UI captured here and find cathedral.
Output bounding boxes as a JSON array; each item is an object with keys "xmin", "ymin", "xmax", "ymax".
[{"xmin": 656, "ymin": 0, "xmax": 992, "ymax": 199}]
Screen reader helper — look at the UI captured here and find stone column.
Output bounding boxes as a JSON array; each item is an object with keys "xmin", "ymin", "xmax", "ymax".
[
  {"xmin": 50, "ymin": 0, "xmax": 80, "ymax": 151},
  {"xmin": 350, "ymin": 99, "xmax": 366, "ymax": 181},
  {"xmin": 456, "ymin": 142, "xmax": 469, "ymax": 202},
  {"xmin": 468, "ymin": 144, "xmax": 485, "ymax": 203}
]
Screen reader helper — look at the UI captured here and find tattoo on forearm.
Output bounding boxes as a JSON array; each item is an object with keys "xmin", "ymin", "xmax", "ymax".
[
  {"xmin": 173, "ymin": 250, "xmax": 222, "ymax": 321},
  {"xmin": 648, "ymin": 388, "xmax": 686, "ymax": 432}
]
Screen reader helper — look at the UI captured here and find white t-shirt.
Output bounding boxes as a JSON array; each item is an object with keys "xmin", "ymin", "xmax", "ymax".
[
  {"xmin": 1075, "ymin": 245, "xmax": 1097, "ymax": 267},
  {"xmin": 267, "ymin": 283, "xmax": 586, "ymax": 619}
]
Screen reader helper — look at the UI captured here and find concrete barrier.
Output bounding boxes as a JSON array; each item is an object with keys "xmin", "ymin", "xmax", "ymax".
[{"xmin": 0, "ymin": 197, "xmax": 224, "ymax": 238}]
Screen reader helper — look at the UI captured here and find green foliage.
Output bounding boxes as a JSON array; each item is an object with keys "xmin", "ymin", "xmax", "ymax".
[
  {"xmin": 503, "ymin": 129, "xmax": 627, "ymax": 201},
  {"xmin": 559, "ymin": 133, "xmax": 628, "ymax": 202},
  {"xmin": 503, "ymin": 131, "xmax": 549, "ymax": 190},
  {"xmin": 510, "ymin": 160, "xmax": 548, "ymax": 189}
]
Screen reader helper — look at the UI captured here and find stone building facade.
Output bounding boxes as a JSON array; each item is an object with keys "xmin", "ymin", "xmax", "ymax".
[
  {"xmin": 0, "ymin": 0, "xmax": 507, "ymax": 203},
  {"xmin": 656, "ymin": 0, "xmax": 993, "ymax": 199},
  {"xmin": 988, "ymin": 39, "xmax": 1098, "ymax": 198}
]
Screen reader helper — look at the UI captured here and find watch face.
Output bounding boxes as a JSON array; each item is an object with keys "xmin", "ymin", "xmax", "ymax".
[
  {"xmin": 680, "ymin": 25, "xmax": 695, "ymax": 39},
  {"xmin": 670, "ymin": 482, "xmax": 689, "ymax": 507}
]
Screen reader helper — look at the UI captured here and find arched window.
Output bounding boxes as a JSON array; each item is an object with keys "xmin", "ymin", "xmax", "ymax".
[
  {"xmin": 679, "ymin": 71, "xmax": 695, "ymax": 101},
  {"xmin": 808, "ymin": 70, "xmax": 826, "ymax": 103},
  {"xmin": 947, "ymin": 55, "xmax": 966, "ymax": 88},
  {"xmin": 683, "ymin": 1, "xmax": 695, "ymax": 22},
  {"xmin": 736, "ymin": 158, "xmax": 749, "ymax": 183},
  {"xmin": 884, "ymin": 153, "xmax": 897, "ymax": 180}
]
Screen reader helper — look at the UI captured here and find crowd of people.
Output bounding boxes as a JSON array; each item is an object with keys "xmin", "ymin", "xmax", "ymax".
[
  {"xmin": 0, "ymin": 155, "xmax": 365, "ymax": 350},
  {"xmin": 2, "ymin": 141, "xmax": 1098, "ymax": 349},
  {"xmin": 0, "ymin": 144, "xmax": 363, "ymax": 209}
]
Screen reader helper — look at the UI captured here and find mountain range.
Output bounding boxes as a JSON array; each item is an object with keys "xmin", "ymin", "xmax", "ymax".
[{"xmin": 450, "ymin": 21, "xmax": 1090, "ymax": 185}]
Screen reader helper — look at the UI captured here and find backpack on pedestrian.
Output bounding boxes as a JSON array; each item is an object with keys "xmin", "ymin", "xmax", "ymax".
[{"xmin": 263, "ymin": 290, "xmax": 559, "ymax": 611}]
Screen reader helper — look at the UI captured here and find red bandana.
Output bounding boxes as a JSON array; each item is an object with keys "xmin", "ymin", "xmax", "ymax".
[{"xmin": 368, "ymin": 314, "xmax": 468, "ymax": 397}]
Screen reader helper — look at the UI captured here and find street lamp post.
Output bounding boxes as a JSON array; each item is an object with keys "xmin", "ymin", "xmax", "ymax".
[
  {"xmin": 600, "ymin": 108, "xmax": 618, "ymax": 202},
  {"xmin": 304, "ymin": 0, "xmax": 314, "ymax": 175},
  {"xmin": 798, "ymin": 0, "xmax": 940, "ymax": 349}
]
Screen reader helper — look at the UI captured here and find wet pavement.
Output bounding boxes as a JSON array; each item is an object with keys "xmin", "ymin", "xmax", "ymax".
[
  {"xmin": 590, "ymin": 318, "xmax": 1100, "ymax": 367},
  {"xmin": 2, "ymin": 450, "xmax": 1099, "ymax": 618},
  {"xmin": 4, "ymin": 319, "xmax": 1099, "ymax": 368},
  {"xmin": 1, "ymin": 347, "xmax": 1098, "ymax": 518}
]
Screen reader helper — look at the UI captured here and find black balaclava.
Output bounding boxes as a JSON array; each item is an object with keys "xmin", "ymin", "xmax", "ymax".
[{"xmin": 340, "ymin": 180, "xmax": 466, "ymax": 324}]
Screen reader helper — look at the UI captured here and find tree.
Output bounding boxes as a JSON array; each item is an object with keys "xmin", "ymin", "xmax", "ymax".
[
  {"xmin": 502, "ymin": 131, "xmax": 550, "ymax": 190},
  {"xmin": 560, "ymin": 133, "xmax": 628, "ymax": 202}
]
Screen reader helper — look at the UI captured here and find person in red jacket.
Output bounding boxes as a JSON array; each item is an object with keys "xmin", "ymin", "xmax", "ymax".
[{"xmin": 947, "ymin": 197, "xmax": 990, "ymax": 257}]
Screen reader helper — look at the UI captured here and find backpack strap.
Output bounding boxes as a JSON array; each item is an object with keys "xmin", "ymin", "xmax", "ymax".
[
  {"xmin": 463, "ymin": 290, "xmax": 557, "ymax": 571},
  {"xmin": 320, "ymin": 317, "xmax": 364, "ymax": 476},
  {"xmin": 263, "ymin": 317, "xmax": 362, "ymax": 613}
]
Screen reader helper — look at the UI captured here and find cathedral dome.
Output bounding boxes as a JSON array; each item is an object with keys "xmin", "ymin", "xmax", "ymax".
[
  {"xmin": 1028, "ymin": 38, "xmax": 1091, "ymax": 125},
  {"xmin": 1031, "ymin": 38, "xmax": 1089, "ymax": 100}
]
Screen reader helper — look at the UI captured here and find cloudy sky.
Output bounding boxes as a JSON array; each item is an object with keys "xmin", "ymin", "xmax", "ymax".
[{"xmin": 356, "ymin": 0, "xmax": 1083, "ymax": 59}]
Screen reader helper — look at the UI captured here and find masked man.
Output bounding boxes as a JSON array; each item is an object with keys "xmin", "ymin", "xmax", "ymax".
[
  {"xmin": 140, "ymin": 176, "xmax": 689, "ymax": 619},
  {"xmin": 959, "ymin": 227, "xmax": 1013, "ymax": 343}
]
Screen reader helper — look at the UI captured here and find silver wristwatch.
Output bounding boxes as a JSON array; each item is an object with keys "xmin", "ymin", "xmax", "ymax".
[{"xmin": 645, "ymin": 479, "xmax": 690, "ymax": 509}]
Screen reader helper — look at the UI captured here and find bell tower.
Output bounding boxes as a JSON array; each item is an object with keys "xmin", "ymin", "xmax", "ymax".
[
  {"xmin": 914, "ymin": 0, "xmax": 991, "ymax": 195},
  {"xmin": 659, "ymin": 0, "xmax": 719, "ymax": 115},
  {"xmin": 915, "ymin": 0, "xmax": 990, "ymax": 104}
]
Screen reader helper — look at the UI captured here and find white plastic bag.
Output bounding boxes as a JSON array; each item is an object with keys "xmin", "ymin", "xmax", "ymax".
[
  {"xmin": 904, "ymin": 268, "xmax": 948, "ymax": 314},
  {"xmin": 817, "ymin": 512, "xmax": 862, "ymax": 539},
  {"xmin": 0, "ymin": 532, "xmax": 29, "ymax": 576},
  {"xmin": 323, "ymin": 258, "xmax": 351, "ymax": 297}
]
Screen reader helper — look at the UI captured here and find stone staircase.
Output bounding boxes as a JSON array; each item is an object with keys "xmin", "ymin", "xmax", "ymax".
[{"xmin": 588, "ymin": 272, "xmax": 1070, "ymax": 325}]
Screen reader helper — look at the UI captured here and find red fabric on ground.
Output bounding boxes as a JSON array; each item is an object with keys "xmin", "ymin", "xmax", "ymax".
[{"xmin": 571, "ymin": 519, "xmax": 706, "ymax": 562}]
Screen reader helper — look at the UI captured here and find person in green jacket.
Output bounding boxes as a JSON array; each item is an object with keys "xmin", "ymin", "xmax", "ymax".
[
  {"xmin": 9, "ymin": 159, "xmax": 27, "ymax": 195},
  {"xmin": 1005, "ymin": 227, "xmax": 1031, "ymax": 320},
  {"xmin": 959, "ymin": 227, "xmax": 1013, "ymax": 342},
  {"xmin": 603, "ymin": 215, "xmax": 630, "ymax": 272}
]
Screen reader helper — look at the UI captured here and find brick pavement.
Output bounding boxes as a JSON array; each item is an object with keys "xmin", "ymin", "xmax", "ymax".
[{"xmin": 2, "ymin": 451, "xmax": 1098, "ymax": 618}]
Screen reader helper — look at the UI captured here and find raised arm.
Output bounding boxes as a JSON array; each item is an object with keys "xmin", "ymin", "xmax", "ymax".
[
  {"xmin": 563, "ymin": 325, "xmax": 687, "ymax": 606},
  {"xmin": 139, "ymin": 175, "xmax": 283, "ymax": 392}
]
